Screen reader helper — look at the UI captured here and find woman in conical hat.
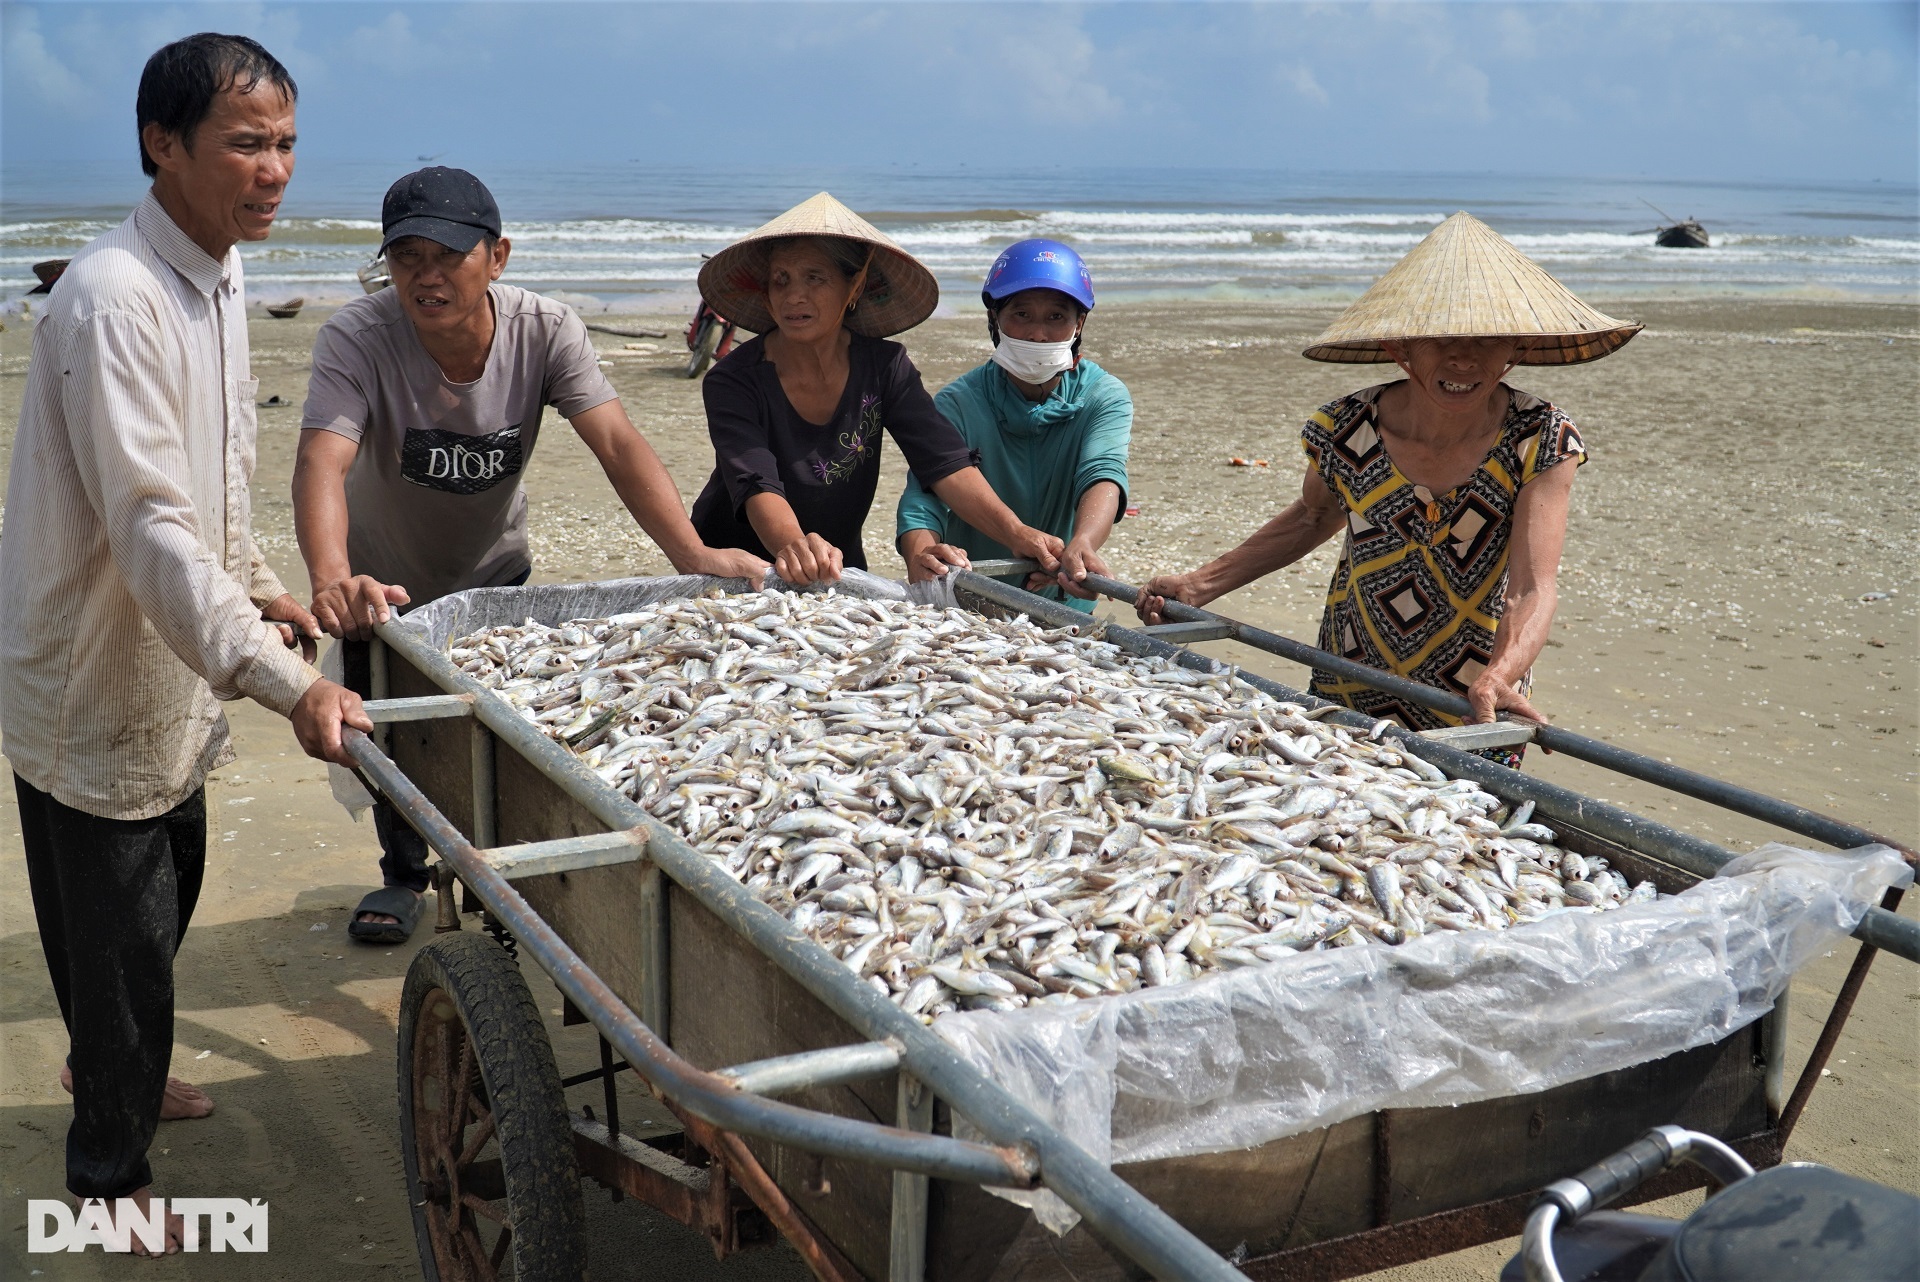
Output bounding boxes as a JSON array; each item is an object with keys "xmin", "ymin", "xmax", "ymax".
[
  {"xmin": 1138, "ymin": 213, "xmax": 1640, "ymax": 762},
  {"xmin": 689, "ymin": 193, "xmax": 1065, "ymax": 586}
]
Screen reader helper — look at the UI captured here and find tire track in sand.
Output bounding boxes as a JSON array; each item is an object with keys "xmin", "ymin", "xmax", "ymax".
[{"xmin": 206, "ymin": 914, "xmax": 415, "ymax": 1269}]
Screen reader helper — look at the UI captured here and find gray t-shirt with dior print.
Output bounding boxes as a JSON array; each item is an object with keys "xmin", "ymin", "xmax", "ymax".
[{"xmin": 302, "ymin": 283, "xmax": 616, "ymax": 604}]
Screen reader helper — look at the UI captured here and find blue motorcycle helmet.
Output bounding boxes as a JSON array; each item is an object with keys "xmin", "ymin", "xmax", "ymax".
[
  {"xmin": 981, "ymin": 238, "xmax": 1094, "ymax": 350},
  {"xmin": 981, "ymin": 238, "xmax": 1094, "ymax": 311}
]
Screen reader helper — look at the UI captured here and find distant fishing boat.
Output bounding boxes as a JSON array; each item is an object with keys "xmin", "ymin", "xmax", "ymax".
[
  {"xmin": 1655, "ymin": 219, "xmax": 1710, "ymax": 249},
  {"xmin": 1640, "ymin": 199, "xmax": 1710, "ymax": 249},
  {"xmin": 29, "ymin": 259, "xmax": 69, "ymax": 294},
  {"xmin": 266, "ymin": 297, "xmax": 305, "ymax": 319}
]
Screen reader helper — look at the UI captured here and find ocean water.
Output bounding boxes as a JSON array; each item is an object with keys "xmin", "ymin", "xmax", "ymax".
[{"xmin": 4, "ymin": 162, "xmax": 1915, "ymax": 311}]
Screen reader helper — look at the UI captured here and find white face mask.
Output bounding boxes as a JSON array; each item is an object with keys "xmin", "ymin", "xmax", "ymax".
[{"xmin": 992, "ymin": 334, "xmax": 1075, "ymax": 386}]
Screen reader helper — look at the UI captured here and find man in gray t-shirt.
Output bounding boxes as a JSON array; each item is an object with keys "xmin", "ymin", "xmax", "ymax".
[{"xmin": 295, "ymin": 167, "xmax": 765, "ymax": 941}]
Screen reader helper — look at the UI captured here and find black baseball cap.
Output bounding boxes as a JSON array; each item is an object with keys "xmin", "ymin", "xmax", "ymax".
[{"xmin": 379, "ymin": 167, "xmax": 501, "ymax": 255}]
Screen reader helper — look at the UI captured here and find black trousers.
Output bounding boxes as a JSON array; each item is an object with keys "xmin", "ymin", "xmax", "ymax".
[
  {"xmin": 15, "ymin": 775, "xmax": 205, "ymax": 1199},
  {"xmin": 341, "ymin": 638, "xmax": 432, "ymax": 894},
  {"xmin": 336, "ymin": 564, "xmax": 529, "ymax": 896}
]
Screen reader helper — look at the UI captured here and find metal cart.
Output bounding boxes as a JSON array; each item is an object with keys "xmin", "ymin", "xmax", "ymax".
[{"xmin": 346, "ymin": 568, "xmax": 1915, "ymax": 1281}]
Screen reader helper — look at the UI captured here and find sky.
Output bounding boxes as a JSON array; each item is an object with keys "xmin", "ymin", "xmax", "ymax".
[{"xmin": 3, "ymin": 1, "xmax": 1916, "ymax": 190}]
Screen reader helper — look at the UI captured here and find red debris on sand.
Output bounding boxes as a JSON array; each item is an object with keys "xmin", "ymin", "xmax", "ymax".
[{"xmin": 1228, "ymin": 457, "xmax": 1269, "ymax": 468}]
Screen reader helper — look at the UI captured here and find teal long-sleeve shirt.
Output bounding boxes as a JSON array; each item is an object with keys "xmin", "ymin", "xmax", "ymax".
[{"xmin": 897, "ymin": 359, "xmax": 1132, "ymax": 612}]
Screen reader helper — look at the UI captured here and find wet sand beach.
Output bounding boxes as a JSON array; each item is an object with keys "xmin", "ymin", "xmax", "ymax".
[{"xmin": 1, "ymin": 297, "xmax": 1914, "ymax": 1279}]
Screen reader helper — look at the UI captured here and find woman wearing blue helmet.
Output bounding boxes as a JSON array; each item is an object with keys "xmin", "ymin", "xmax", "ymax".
[{"xmin": 896, "ymin": 239, "xmax": 1133, "ymax": 610}]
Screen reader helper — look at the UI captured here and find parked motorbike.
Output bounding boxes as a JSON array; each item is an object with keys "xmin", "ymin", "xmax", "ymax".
[
  {"xmin": 1506, "ymin": 1125, "xmax": 1918, "ymax": 1282},
  {"xmin": 357, "ymin": 253, "xmax": 391, "ymax": 294},
  {"xmin": 683, "ymin": 256, "xmax": 736, "ymax": 378},
  {"xmin": 683, "ymin": 297, "xmax": 736, "ymax": 378}
]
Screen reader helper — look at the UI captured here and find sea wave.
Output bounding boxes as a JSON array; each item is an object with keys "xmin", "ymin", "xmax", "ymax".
[
  {"xmin": 8, "ymin": 203, "xmax": 1916, "ymax": 305},
  {"xmin": 1032, "ymin": 210, "xmax": 1449, "ymax": 230},
  {"xmin": 502, "ymin": 218, "xmax": 753, "ymax": 243},
  {"xmin": 1848, "ymin": 235, "xmax": 1920, "ymax": 255},
  {"xmin": 864, "ymin": 209, "xmax": 1039, "ymax": 223}
]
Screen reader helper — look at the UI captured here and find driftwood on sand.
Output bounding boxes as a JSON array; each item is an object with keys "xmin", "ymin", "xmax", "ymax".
[{"xmin": 585, "ymin": 321, "xmax": 669, "ymax": 340}]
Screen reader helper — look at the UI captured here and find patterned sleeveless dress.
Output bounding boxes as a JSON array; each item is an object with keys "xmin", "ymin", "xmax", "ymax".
[{"xmin": 1299, "ymin": 383, "xmax": 1585, "ymax": 766}]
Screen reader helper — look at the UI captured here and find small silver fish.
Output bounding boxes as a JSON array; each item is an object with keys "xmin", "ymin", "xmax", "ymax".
[{"xmin": 455, "ymin": 590, "xmax": 1654, "ymax": 1025}]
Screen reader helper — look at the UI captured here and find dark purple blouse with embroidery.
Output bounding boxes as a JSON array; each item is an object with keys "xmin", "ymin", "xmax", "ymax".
[{"xmin": 691, "ymin": 333, "xmax": 974, "ymax": 569}]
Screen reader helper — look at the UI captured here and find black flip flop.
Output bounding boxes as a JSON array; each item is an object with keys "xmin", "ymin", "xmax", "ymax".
[{"xmin": 348, "ymin": 886, "xmax": 425, "ymax": 944}]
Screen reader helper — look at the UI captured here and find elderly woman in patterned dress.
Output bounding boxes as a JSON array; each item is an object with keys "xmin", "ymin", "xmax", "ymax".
[{"xmin": 1137, "ymin": 213, "xmax": 1640, "ymax": 763}]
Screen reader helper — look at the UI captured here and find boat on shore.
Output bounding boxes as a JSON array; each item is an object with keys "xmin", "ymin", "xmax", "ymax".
[
  {"xmin": 266, "ymin": 297, "xmax": 305, "ymax": 319},
  {"xmin": 1655, "ymin": 218, "xmax": 1710, "ymax": 248},
  {"xmin": 1641, "ymin": 198, "xmax": 1710, "ymax": 248},
  {"xmin": 28, "ymin": 259, "xmax": 69, "ymax": 294}
]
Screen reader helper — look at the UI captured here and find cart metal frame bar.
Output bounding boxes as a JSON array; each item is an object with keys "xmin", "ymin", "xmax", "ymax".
[
  {"xmin": 359, "ymin": 620, "xmax": 1254, "ymax": 1281},
  {"xmin": 716, "ymin": 1042, "xmax": 904, "ymax": 1098}
]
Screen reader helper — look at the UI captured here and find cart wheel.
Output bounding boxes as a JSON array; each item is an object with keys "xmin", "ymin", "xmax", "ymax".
[
  {"xmin": 398, "ymin": 933, "xmax": 585, "ymax": 1281},
  {"xmin": 685, "ymin": 317, "xmax": 724, "ymax": 378}
]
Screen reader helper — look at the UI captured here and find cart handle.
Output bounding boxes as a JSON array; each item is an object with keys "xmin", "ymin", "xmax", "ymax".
[
  {"xmin": 342, "ymin": 728, "xmax": 1040, "ymax": 1191},
  {"xmin": 1521, "ymin": 1126, "xmax": 1753, "ymax": 1282}
]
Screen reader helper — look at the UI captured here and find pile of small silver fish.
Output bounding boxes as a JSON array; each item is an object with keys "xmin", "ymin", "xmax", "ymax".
[{"xmin": 451, "ymin": 590, "xmax": 1658, "ymax": 1023}]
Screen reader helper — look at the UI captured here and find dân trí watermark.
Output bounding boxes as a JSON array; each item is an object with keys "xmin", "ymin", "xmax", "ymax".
[{"xmin": 28, "ymin": 1198, "xmax": 268, "ymax": 1252}]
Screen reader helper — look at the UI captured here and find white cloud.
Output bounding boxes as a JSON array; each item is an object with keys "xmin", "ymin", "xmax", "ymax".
[
  {"xmin": 1279, "ymin": 62, "xmax": 1330, "ymax": 107},
  {"xmin": 4, "ymin": 7, "xmax": 91, "ymax": 112},
  {"xmin": 1494, "ymin": 8, "xmax": 1538, "ymax": 62},
  {"xmin": 992, "ymin": 16, "xmax": 1122, "ymax": 124},
  {"xmin": 347, "ymin": 11, "xmax": 419, "ymax": 77},
  {"xmin": 2, "ymin": 1, "xmax": 1911, "ymax": 183},
  {"xmin": 1373, "ymin": 4, "xmax": 1495, "ymax": 123}
]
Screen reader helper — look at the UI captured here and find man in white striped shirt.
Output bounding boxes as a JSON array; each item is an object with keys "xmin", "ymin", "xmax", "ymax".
[{"xmin": 0, "ymin": 34, "xmax": 368, "ymax": 1254}]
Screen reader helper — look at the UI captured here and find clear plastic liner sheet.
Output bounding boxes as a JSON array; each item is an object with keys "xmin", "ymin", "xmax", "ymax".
[{"xmin": 936, "ymin": 843, "xmax": 1911, "ymax": 1233}]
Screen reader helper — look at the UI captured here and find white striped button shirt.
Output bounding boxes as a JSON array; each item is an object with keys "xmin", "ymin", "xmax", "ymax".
[{"xmin": 0, "ymin": 191, "xmax": 319, "ymax": 821}]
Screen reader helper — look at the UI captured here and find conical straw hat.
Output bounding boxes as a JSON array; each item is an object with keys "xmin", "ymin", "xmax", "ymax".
[
  {"xmin": 697, "ymin": 192, "xmax": 939, "ymax": 339},
  {"xmin": 1303, "ymin": 212, "xmax": 1641, "ymax": 366}
]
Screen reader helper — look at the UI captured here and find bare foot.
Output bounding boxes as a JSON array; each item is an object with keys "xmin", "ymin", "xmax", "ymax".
[
  {"xmin": 75, "ymin": 1187, "xmax": 185, "ymax": 1256},
  {"xmin": 60, "ymin": 1064, "xmax": 214, "ymax": 1121}
]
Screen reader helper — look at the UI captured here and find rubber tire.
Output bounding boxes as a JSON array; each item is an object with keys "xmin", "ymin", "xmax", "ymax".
[
  {"xmin": 398, "ymin": 932, "xmax": 585, "ymax": 1282},
  {"xmin": 686, "ymin": 317, "xmax": 723, "ymax": 378}
]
